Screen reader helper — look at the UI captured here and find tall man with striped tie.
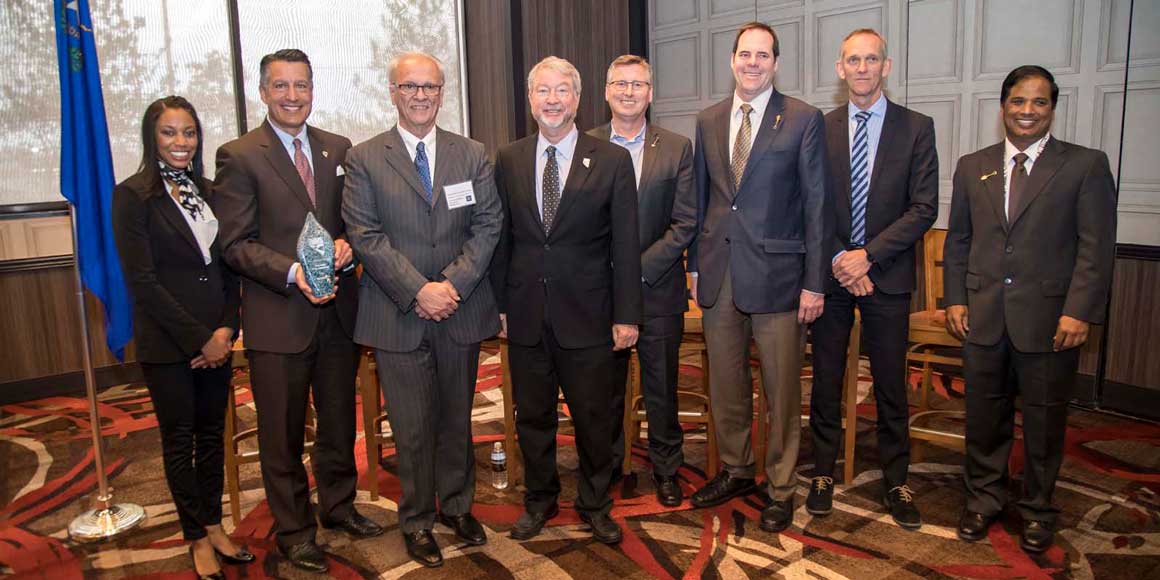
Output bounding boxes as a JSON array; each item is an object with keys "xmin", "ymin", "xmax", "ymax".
[{"xmin": 808, "ymin": 29, "xmax": 938, "ymax": 529}]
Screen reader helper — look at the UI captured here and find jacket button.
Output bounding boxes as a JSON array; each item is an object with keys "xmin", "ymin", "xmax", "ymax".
[
  {"xmin": 725, "ymin": 237, "xmax": 731, "ymax": 245},
  {"xmin": 544, "ymin": 243, "xmax": 550, "ymax": 250},
  {"xmin": 731, "ymin": 204, "xmax": 738, "ymax": 211},
  {"xmin": 1005, "ymin": 246, "xmax": 1013, "ymax": 254},
  {"xmin": 198, "ymin": 275, "xmax": 208, "ymax": 282},
  {"xmin": 1003, "ymin": 277, "xmax": 1012, "ymax": 285}
]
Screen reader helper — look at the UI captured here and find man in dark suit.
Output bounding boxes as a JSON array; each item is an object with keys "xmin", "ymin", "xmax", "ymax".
[
  {"xmin": 687, "ymin": 22, "xmax": 829, "ymax": 533},
  {"xmin": 341, "ymin": 52, "xmax": 501, "ymax": 568},
  {"xmin": 214, "ymin": 49, "xmax": 382, "ymax": 573},
  {"xmin": 490, "ymin": 56, "xmax": 642, "ymax": 545},
  {"xmin": 808, "ymin": 29, "xmax": 937, "ymax": 528},
  {"xmin": 588, "ymin": 54, "xmax": 696, "ymax": 507},
  {"xmin": 944, "ymin": 65, "xmax": 1116, "ymax": 552}
]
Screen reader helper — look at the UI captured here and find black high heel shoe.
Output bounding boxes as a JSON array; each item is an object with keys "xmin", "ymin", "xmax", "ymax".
[
  {"xmin": 188, "ymin": 545, "xmax": 225, "ymax": 580},
  {"xmin": 214, "ymin": 544, "xmax": 256, "ymax": 565}
]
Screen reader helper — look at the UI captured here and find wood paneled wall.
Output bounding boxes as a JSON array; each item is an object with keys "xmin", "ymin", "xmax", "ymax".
[{"xmin": 1104, "ymin": 253, "xmax": 1160, "ymax": 390}]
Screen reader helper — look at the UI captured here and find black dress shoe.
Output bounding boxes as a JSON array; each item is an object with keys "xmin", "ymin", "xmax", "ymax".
[
  {"xmin": 438, "ymin": 512, "xmax": 487, "ymax": 545},
  {"xmin": 654, "ymin": 474, "xmax": 684, "ymax": 507},
  {"xmin": 188, "ymin": 545, "xmax": 225, "ymax": 580},
  {"xmin": 579, "ymin": 511, "xmax": 623, "ymax": 544},
  {"xmin": 805, "ymin": 476, "xmax": 834, "ymax": 516},
  {"xmin": 690, "ymin": 471, "xmax": 758, "ymax": 508},
  {"xmin": 759, "ymin": 498, "xmax": 794, "ymax": 533},
  {"xmin": 510, "ymin": 504, "xmax": 559, "ymax": 540},
  {"xmin": 280, "ymin": 540, "xmax": 329, "ymax": 574},
  {"xmin": 957, "ymin": 511, "xmax": 993, "ymax": 542},
  {"xmin": 322, "ymin": 510, "xmax": 384, "ymax": 538},
  {"xmin": 214, "ymin": 545, "xmax": 255, "ymax": 565},
  {"xmin": 1021, "ymin": 520, "xmax": 1054, "ymax": 553},
  {"xmin": 403, "ymin": 529, "xmax": 443, "ymax": 568},
  {"xmin": 884, "ymin": 485, "xmax": 922, "ymax": 530},
  {"xmin": 610, "ymin": 465, "xmax": 625, "ymax": 486}
]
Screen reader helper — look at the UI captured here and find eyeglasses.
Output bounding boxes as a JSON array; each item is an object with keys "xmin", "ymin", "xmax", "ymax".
[
  {"xmin": 607, "ymin": 80, "xmax": 651, "ymax": 92},
  {"xmin": 394, "ymin": 83, "xmax": 444, "ymax": 96}
]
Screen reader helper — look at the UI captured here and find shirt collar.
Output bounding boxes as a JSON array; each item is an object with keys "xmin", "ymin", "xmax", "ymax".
[
  {"xmin": 610, "ymin": 121, "xmax": 647, "ymax": 145},
  {"xmin": 848, "ymin": 93, "xmax": 888, "ymax": 120},
  {"xmin": 732, "ymin": 85, "xmax": 774, "ymax": 117},
  {"xmin": 268, "ymin": 118, "xmax": 307, "ymax": 149},
  {"xmin": 537, "ymin": 125, "xmax": 579, "ymax": 161},
  {"xmin": 1004, "ymin": 133, "xmax": 1051, "ymax": 165},
  {"xmin": 397, "ymin": 124, "xmax": 437, "ymax": 152}
]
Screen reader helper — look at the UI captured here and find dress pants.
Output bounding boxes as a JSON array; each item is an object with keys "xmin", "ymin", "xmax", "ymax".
[
  {"xmin": 809, "ymin": 287, "xmax": 912, "ymax": 487},
  {"xmin": 611, "ymin": 313, "xmax": 685, "ymax": 477},
  {"xmin": 374, "ymin": 322, "xmax": 480, "ymax": 533},
  {"xmin": 510, "ymin": 318, "xmax": 617, "ymax": 516},
  {"xmin": 701, "ymin": 267, "xmax": 804, "ymax": 501},
  {"xmin": 963, "ymin": 332, "xmax": 1077, "ymax": 525},
  {"xmin": 247, "ymin": 305, "xmax": 360, "ymax": 547},
  {"xmin": 142, "ymin": 363, "xmax": 232, "ymax": 540}
]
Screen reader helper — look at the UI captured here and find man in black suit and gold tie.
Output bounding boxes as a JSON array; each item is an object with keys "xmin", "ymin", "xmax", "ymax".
[
  {"xmin": 808, "ymin": 29, "xmax": 937, "ymax": 528},
  {"xmin": 214, "ymin": 49, "xmax": 382, "ymax": 574},
  {"xmin": 490, "ymin": 56, "xmax": 642, "ymax": 545},
  {"xmin": 588, "ymin": 54, "xmax": 697, "ymax": 507},
  {"xmin": 687, "ymin": 22, "xmax": 829, "ymax": 533},
  {"xmin": 944, "ymin": 65, "xmax": 1116, "ymax": 552},
  {"xmin": 342, "ymin": 52, "xmax": 501, "ymax": 567}
]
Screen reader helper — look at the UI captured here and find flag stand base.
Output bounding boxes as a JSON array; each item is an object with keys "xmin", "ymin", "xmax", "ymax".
[{"xmin": 68, "ymin": 501, "xmax": 146, "ymax": 542}]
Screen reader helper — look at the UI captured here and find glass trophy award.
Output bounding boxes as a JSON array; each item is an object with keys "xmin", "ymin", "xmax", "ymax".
[{"xmin": 296, "ymin": 212, "xmax": 336, "ymax": 297}]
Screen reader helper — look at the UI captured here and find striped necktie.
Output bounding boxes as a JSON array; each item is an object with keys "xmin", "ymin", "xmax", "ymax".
[
  {"xmin": 415, "ymin": 141, "xmax": 433, "ymax": 204},
  {"xmin": 850, "ymin": 110, "xmax": 871, "ymax": 246}
]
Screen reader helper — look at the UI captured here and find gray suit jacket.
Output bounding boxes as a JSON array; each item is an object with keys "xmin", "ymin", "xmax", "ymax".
[
  {"xmin": 587, "ymin": 123, "xmax": 697, "ymax": 316},
  {"xmin": 342, "ymin": 127, "xmax": 502, "ymax": 351},
  {"xmin": 943, "ymin": 136, "xmax": 1116, "ymax": 353}
]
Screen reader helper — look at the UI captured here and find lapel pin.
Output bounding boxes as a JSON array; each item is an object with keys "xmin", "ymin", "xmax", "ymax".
[
  {"xmin": 650, "ymin": 134, "xmax": 660, "ymax": 148},
  {"xmin": 773, "ymin": 114, "xmax": 782, "ymax": 130},
  {"xmin": 980, "ymin": 170, "xmax": 998, "ymax": 181},
  {"xmin": 582, "ymin": 157, "xmax": 591, "ymax": 168},
  {"xmin": 322, "ymin": 150, "xmax": 329, "ymax": 158}
]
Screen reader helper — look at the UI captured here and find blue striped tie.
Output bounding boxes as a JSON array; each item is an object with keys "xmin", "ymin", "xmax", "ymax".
[
  {"xmin": 850, "ymin": 110, "xmax": 871, "ymax": 246},
  {"xmin": 415, "ymin": 141, "xmax": 433, "ymax": 204}
]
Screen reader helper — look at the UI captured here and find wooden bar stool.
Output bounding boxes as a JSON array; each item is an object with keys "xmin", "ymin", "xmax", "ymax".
[{"xmin": 358, "ymin": 349, "xmax": 391, "ymax": 500}]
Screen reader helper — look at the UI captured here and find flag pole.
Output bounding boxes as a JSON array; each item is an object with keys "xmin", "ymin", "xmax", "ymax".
[{"xmin": 66, "ymin": 204, "xmax": 145, "ymax": 542}]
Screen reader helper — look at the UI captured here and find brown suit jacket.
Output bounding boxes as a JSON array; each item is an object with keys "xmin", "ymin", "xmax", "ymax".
[
  {"xmin": 213, "ymin": 120, "xmax": 356, "ymax": 353},
  {"xmin": 943, "ymin": 136, "xmax": 1116, "ymax": 353}
]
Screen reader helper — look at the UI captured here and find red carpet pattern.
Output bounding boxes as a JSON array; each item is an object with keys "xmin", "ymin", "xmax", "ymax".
[{"xmin": 2, "ymin": 344, "xmax": 1159, "ymax": 578}]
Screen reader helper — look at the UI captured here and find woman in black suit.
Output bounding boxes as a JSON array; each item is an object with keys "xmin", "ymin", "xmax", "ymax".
[{"xmin": 112, "ymin": 96, "xmax": 252, "ymax": 579}]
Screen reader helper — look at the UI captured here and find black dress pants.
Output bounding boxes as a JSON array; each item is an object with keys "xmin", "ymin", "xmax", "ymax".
[
  {"xmin": 611, "ymin": 313, "xmax": 685, "ymax": 477},
  {"xmin": 247, "ymin": 306, "xmax": 361, "ymax": 547},
  {"xmin": 509, "ymin": 318, "xmax": 617, "ymax": 516},
  {"xmin": 141, "ymin": 362, "xmax": 232, "ymax": 540},
  {"xmin": 809, "ymin": 287, "xmax": 912, "ymax": 488}
]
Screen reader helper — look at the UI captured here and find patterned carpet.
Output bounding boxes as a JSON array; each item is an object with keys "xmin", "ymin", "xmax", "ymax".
[{"xmin": 2, "ymin": 343, "xmax": 1159, "ymax": 579}]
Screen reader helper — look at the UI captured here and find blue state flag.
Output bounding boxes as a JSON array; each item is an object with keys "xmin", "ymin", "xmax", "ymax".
[{"xmin": 54, "ymin": 0, "xmax": 132, "ymax": 360}]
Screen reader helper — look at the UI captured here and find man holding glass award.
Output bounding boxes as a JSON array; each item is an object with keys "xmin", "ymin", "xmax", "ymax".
[{"xmin": 214, "ymin": 49, "xmax": 383, "ymax": 574}]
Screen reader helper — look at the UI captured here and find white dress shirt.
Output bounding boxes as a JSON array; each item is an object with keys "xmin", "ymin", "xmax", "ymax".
[
  {"xmin": 609, "ymin": 121, "xmax": 646, "ymax": 189},
  {"xmin": 269, "ymin": 118, "xmax": 313, "ymax": 174},
  {"xmin": 166, "ymin": 182, "xmax": 218, "ymax": 266},
  {"xmin": 534, "ymin": 125, "xmax": 579, "ymax": 220},
  {"xmin": 728, "ymin": 86, "xmax": 774, "ymax": 165},
  {"xmin": 1003, "ymin": 133, "xmax": 1051, "ymax": 218},
  {"xmin": 398, "ymin": 124, "xmax": 438, "ymax": 175}
]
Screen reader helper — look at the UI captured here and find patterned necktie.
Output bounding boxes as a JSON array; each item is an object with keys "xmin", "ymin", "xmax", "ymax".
[
  {"xmin": 730, "ymin": 103, "xmax": 753, "ymax": 188},
  {"xmin": 1008, "ymin": 152, "xmax": 1029, "ymax": 219},
  {"xmin": 850, "ymin": 110, "xmax": 871, "ymax": 246},
  {"xmin": 293, "ymin": 137, "xmax": 316, "ymax": 205},
  {"xmin": 415, "ymin": 141, "xmax": 433, "ymax": 204},
  {"xmin": 542, "ymin": 145, "xmax": 560, "ymax": 233}
]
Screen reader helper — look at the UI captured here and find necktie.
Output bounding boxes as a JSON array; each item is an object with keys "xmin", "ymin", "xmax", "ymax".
[
  {"xmin": 542, "ymin": 145, "xmax": 560, "ymax": 233},
  {"xmin": 850, "ymin": 110, "xmax": 871, "ymax": 246},
  {"xmin": 415, "ymin": 141, "xmax": 433, "ymax": 204},
  {"xmin": 293, "ymin": 137, "xmax": 316, "ymax": 205},
  {"xmin": 1008, "ymin": 152, "xmax": 1029, "ymax": 219},
  {"xmin": 731, "ymin": 103, "xmax": 753, "ymax": 188}
]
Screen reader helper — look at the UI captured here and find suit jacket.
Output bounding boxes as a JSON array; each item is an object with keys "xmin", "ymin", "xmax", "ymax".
[
  {"xmin": 689, "ymin": 90, "xmax": 830, "ymax": 313},
  {"xmin": 943, "ymin": 136, "xmax": 1116, "ymax": 353},
  {"xmin": 112, "ymin": 171, "xmax": 240, "ymax": 364},
  {"xmin": 213, "ymin": 120, "xmax": 356, "ymax": 354},
  {"xmin": 823, "ymin": 99, "xmax": 938, "ymax": 295},
  {"xmin": 342, "ymin": 127, "xmax": 502, "ymax": 351},
  {"xmin": 587, "ymin": 122, "xmax": 696, "ymax": 316},
  {"xmin": 489, "ymin": 131, "xmax": 643, "ymax": 349}
]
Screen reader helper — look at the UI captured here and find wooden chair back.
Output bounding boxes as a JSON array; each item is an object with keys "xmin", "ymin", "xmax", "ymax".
[{"xmin": 922, "ymin": 229, "xmax": 948, "ymax": 311}]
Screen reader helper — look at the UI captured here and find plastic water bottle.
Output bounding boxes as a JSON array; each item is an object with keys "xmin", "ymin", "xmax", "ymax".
[{"xmin": 490, "ymin": 442, "xmax": 508, "ymax": 490}]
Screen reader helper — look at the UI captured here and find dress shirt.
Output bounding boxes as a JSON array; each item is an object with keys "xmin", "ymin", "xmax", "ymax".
[
  {"xmin": 534, "ymin": 125, "xmax": 579, "ymax": 220},
  {"xmin": 834, "ymin": 94, "xmax": 889, "ymax": 263},
  {"xmin": 166, "ymin": 181, "xmax": 219, "ymax": 266},
  {"xmin": 269, "ymin": 119, "xmax": 314, "ymax": 285},
  {"xmin": 397, "ymin": 124, "xmax": 438, "ymax": 175},
  {"xmin": 1003, "ymin": 133, "xmax": 1051, "ymax": 218},
  {"xmin": 609, "ymin": 121, "xmax": 646, "ymax": 189},
  {"xmin": 728, "ymin": 85, "xmax": 774, "ymax": 165}
]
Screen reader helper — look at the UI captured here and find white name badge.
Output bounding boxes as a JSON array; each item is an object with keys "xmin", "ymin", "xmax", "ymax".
[{"xmin": 444, "ymin": 180, "xmax": 476, "ymax": 210}]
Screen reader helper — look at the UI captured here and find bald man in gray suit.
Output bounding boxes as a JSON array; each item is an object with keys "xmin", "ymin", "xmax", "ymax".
[{"xmin": 341, "ymin": 52, "xmax": 501, "ymax": 568}]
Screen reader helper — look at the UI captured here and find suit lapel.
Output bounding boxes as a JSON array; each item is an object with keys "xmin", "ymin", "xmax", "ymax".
[
  {"xmin": 431, "ymin": 128, "xmax": 459, "ymax": 205},
  {"xmin": 736, "ymin": 90, "xmax": 786, "ymax": 198},
  {"xmin": 980, "ymin": 144, "xmax": 1009, "ymax": 231},
  {"xmin": 637, "ymin": 125, "xmax": 659, "ymax": 199},
  {"xmin": 516, "ymin": 137, "xmax": 545, "ymax": 235},
  {"xmin": 154, "ymin": 188, "xmax": 202, "ymax": 260},
  {"xmin": 308, "ymin": 126, "xmax": 334, "ymax": 217},
  {"xmin": 382, "ymin": 128, "xmax": 431, "ymax": 205},
  {"xmin": 829, "ymin": 110, "xmax": 852, "ymax": 239},
  {"xmin": 260, "ymin": 121, "xmax": 315, "ymax": 212},
  {"xmin": 866, "ymin": 99, "xmax": 896, "ymax": 206},
  {"xmin": 1009, "ymin": 137, "xmax": 1065, "ymax": 228},
  {"xmin": 551, "ymin": 134, "xmax": 596, "ymax": 236},
  {"xmin": 714, "ymin": 102, "xmax": 734, "ymax": 196}
]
